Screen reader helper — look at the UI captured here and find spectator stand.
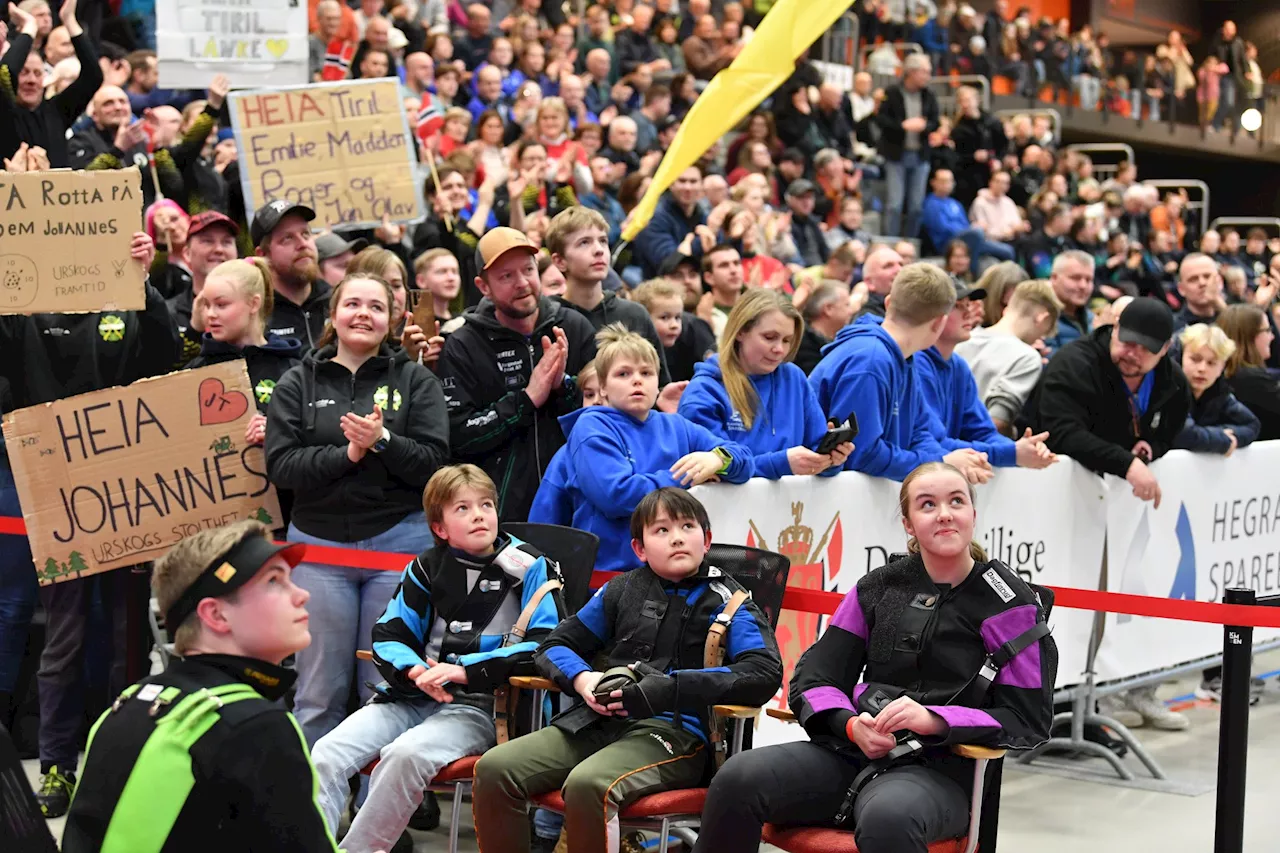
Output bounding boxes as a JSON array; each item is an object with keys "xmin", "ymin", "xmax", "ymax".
[
  {"xmin": 1065, "ymin": 142, "xmax": 1135, "ymax": 182},
  {"xmin": 1144, "ymin": 179, "xmax": 1211, "ymax": 242},
  {"xmin": 859, "ymin": 41, "xmax": 922, "ymax": 92},
  {"xmin": 1208, "ymin": 217, "xmax": 1280, "ymax": 240},
  {"xmin": 817, "ymin": 11, "xmax": 859, "ymax": 69},
  {"xmin": 928, "ymin": 75, "xmax": 990, "ymax": 115},
  {"xmin": 995, "ymin": 108, "xmax": 1062, "ymax": 147}
]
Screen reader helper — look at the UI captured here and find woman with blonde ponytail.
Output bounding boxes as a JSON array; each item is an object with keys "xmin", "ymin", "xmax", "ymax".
[
  {"xmin": 678, "ymin": 289, "xmax": 853, "ymax": 478},
  {"xmin": 189, "ymin": 257, "xmax": 303, "ymax": 447},
  {"xmin": 695, "ymin": 459, "xmax": 1056, "ymax": 852}
]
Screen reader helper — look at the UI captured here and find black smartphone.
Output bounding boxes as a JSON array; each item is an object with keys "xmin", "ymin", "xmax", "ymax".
[{"xmin": 816, "ymin": 413, "xmax": 859, "ymax": 455}]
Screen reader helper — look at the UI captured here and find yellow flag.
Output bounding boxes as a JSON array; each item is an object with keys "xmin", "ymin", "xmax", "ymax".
[{"xmin": 620, "ymin": 0, "xmax": 854, "ymax": 242}]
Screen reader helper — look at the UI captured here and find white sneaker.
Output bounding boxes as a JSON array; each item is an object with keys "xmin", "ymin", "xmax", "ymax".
[
  {"xmin": 1098, "ymin": 696, "xmax": 1144, "ymax": 728},
  {"xmin": 1125, "ymin": 686, "xmax": 1190, "ymax": 731}
]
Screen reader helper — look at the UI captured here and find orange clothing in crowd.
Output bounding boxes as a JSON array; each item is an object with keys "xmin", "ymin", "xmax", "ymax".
[
  {"xmin": 309, "ymin": 0, "xmax": 359, "ymax": 44},
  {"xmin": 1149, "ymin": 204, "xmax": 1187, "ymax": 250}
]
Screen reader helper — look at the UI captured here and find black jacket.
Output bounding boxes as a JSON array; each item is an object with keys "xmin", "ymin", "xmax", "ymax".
[
  {"xmin": 1227, "ymin": 366, "xmax": 1280, "ymax": 442},
  {"xmin": 166, "ymin": 286, "xmax": 203, "ymax": 366},
  {"xmin": 62, "ymin": 655, "xmax": 337, "ymax": 853},
  {"xmin": 1020, "ymin": 325, "xmax": 1191, "ymax": 478},
  {"xmin": 950, "ymin": 111, "xmax": 1007, "ymax": 207},
  {"xmin": 265, "ymin": 343, "xmax": 450, "ymax": 541},
  {"xmin": 615, "ymin": 28, "xmax": 660, "ymax": 75},
  {"xmin": 187, "ymin": 333, "xmax": 304, "ymax": 412},
  {"xmin": 411, "ymin": 216, "xmax": 483, "ymax": 309},
  {"xmin": 554, "ymin": 292, "xmax": 671, "ymax": 385},
  {"xmin": 665, "ymin": 312, "xmax": 716, "ymax": 383},
  {"xmin": 0, "ymin": 32, "xmax": 102, "ymax": 168},
  {"xmin": 794, "ymin": 326, "xmax": 831, "ymax": 375},
  {"xmin": 874, "ymin": 84, "xmax": 941, "ymax": 162},
  {"xmin": 1172, "ymin": 377, "xmax": 1260, "ymax": 453},
  {"xmin": 265, "ymin": 280, "xmax": 333, "ymax": 352},
  {"xmin": 791, "ymin": 555, "xmax": 1055, "ymax": 759},
  {"xmin": 791, "ymin": 212, "xmax": 830, "ymax": 268},
  {"xmin": 0, "ymin": 282, "xmax": 179, "ymax": 408},
  {"xmin": 434, "ymin": 297, "xmax": 597, "ymax": 522}
]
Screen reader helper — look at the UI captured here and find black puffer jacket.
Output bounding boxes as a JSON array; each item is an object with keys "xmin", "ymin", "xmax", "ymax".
[{"xmin": 265, "ymin": 343, "xmax": 449, "ymax": 540}]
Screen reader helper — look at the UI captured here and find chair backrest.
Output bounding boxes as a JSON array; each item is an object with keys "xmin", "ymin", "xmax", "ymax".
[
  {"xmin": 503, "ymin": 523, "xmax": 600, "ymax": 615},
  {"xmin": 706, "ymin": 543, "xmax": 792, "ymax": 630}
]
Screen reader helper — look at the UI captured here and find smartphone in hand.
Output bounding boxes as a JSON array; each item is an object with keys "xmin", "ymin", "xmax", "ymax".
[{"xmin": 817, "ymin": 413, "xmax": 859, "ymax": 455}]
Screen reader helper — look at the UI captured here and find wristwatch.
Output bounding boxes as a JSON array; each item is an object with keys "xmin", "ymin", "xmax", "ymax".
[
  {"xmin": 370, "ymin": 427, "xmax": 391, "ymax": 454},
  {"xmin": 711, "ymin": 447, "xmax": 733, "ymax": 475}
]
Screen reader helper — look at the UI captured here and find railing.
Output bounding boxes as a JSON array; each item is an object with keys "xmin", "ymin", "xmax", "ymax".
[
  {"xmin": 1143, "ymin": 179, "xmax": 1210, "ymax": 241},
  {"xmin": 818, "ymin": 11, "xmax": 859, "ymax": 69},
  {"xmin": 928, "ymin": 74, "xmax": 990, "ymax": 114},
  {"xmin": 1065, "ymin": 142, "xmax": 1135, "ymax": 182},
  {"xmin": 994, "ymin": 108, "xmax": 1061, "ymax": 145},
  {"xmin": 1207, "ymin": 217, "xmax": 1280, "ymax": 238}
]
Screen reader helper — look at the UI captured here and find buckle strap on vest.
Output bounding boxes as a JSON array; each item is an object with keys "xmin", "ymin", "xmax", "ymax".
[
  {"xmin": 834, "ymin": 736, "xmax": 925, "ymax": 825},
  {"xmin": 705, "ymin": 589, "xmax": 750, "ymax": 769},
  {"xmin": 971, "ymin": 621, "xmax": 1051, "ymax": 706}
]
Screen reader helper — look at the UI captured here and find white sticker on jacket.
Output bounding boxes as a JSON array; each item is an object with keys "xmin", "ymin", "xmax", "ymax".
[{"xmin": 982, "ymin": 568, "xmax": 1016, "ymax": 603}]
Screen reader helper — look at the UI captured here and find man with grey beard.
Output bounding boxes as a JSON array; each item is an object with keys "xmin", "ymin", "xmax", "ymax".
[{"xmin": 252, "ymin": 200, "xmax": 328, "ymax": 349}]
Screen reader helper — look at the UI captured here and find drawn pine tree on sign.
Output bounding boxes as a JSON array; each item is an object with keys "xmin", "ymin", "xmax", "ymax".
[
  {"xmin": 67, "ymin": 551, "xmax": 88, "ymax": 578},
  {"xmin": 42, "ymin": 557, "xmax": 60, "ymax": 581},
  {"xmin": 252, "ymin": 508, "xmax": 274, "ymax": 525}
]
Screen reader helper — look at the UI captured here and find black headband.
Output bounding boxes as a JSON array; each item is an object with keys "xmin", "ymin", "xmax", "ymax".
[{"xmin": 165, "ymin": 535, "xmax": 306, "ymax": 640}]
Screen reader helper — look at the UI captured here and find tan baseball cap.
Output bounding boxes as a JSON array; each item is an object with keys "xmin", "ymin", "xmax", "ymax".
[{"xmin": 477, "ymin": 227, "xmax": 539, "ymax": 270}]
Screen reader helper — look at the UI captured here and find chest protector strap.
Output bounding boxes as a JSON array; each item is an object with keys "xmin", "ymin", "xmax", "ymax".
[
  {"xmin": 961, "ymin": 620, "xmax": 1051, "ymax": 708},
  {"xmin": 493, "ymin": 577, "xmax": 563, "ymax": 745},
  {"xmin": 705, "ymin": 589, "xmax": 750, "ymax": 769}
]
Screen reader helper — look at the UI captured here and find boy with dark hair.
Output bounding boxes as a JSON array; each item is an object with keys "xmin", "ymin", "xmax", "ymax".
[
  {"xmin": 310, "ymin": 464, "xmax": 565, "ymax": 853},
  {"xmin": 61, "ymin": 521, "xmax": 338, "ymax": 853},
  {"xmin": 473, "ymin": 488, "xmax": 783, "ymax": 853}
]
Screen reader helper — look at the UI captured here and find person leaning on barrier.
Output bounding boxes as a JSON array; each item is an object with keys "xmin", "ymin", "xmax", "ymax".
[
  {"xmin": 692, "ymin": 461, "xmax": 1056, "ymax": 853},
  {"xmin": 1173, "ymin": 323, "xmax": 1259, "ymax": 457},
  {"xmin": 61, "ymin": 521, "xmax": 340, "ymax": 853}
]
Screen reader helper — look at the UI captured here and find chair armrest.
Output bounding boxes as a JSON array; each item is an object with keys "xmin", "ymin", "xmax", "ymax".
[
  {"xmin": 765, "ymin": 707, "xmax": 797, "ymax": 723},
  {"xmin": 356, "ymin": 649, "xmax": 373, "ymax": 662},
  {"xmin": 952, "ymin": 744, "xmax": 1007, "ymax": 760},
  {"xmin": 713, "ymin": 705, "xmax": 762, "ymax": 719},
  {"xmin": 510, "ymin": 676, "xmax": 559, "ymax": 691}
]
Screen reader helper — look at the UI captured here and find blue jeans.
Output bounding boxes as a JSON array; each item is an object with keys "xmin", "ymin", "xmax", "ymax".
[
  {"xmin": 1213, "ymin": 76, "xmax": 1237, "ymax": 130},
  {"xmin": 955, "ymin": 227, "xmax": 1016, "ymax": 263},
  {"xmin": 0, "ymin": 465, "xmax": 36, "ymax": 694},
  {"xmin": 313, "ymin": 699, "xmax": 495, "ymax": 852},
  {"xmin": 884, "ymin": 151, "xmax": 930, "ymax": 238},
  {"xmin": 287, "ymin": 513, "xmax": 433, "ymax": 746}
]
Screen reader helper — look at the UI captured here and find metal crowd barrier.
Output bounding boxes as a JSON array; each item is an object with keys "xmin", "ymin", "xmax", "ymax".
[
  {"xmin": 1207, "ymin": 216, "xmax": 1280, "ymax": 238},
  {"xmin": 928, "ymin": 74, "xmax": 990, "ymax": 115},
  {"xmin": 1144, "ymin": 179, "xmax": 1210, "ymax": 241},
  {"xmin": 994, "ymin": 107, "xmax": 1061, "ymax": 145},
  {"xmin": 1065, "ymin": 142, "xmax": 1135, "ymax": 182}
]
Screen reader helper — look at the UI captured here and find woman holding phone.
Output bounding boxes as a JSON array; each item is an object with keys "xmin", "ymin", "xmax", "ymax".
[{"xmin": 678, "ymin": 290, "xmax": 853, "ymax": 478}]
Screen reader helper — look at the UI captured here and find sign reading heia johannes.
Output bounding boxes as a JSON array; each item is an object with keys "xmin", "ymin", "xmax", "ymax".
[
  {"xmin": 229, "ymin": 79, "xmax": 423, "ymax": 230},
  {"xmin": 1, "ymin": 362, "xmax": 282, "ymax": 584}
]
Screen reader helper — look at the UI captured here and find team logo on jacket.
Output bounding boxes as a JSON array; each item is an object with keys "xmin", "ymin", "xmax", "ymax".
[
  {"xmin": 373, "ymin": 385, "xmax": 403, "ymax": 411},
  {"xmin": 726, "ymin": 410, "xmax": 747, "ymax": 433},
  {"xmin": 745, "ymin": 502, "xmax": 842, "ymax": 708},
  {"xmin": 98, "ymin": 314, "xmax": 125, "ymax": 342},
  {"xmin": 255, "ymin": 379, "xmax": 277, "ymax": 405}
]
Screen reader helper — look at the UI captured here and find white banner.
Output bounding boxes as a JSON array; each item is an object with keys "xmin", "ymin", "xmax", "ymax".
[
  {"xmin": 156, "ymin": 0, "xmax": 309, "ymax": 89},
  {"xmin": 692, "ymin": 462, "xmax": 1105, "ymax": 744},
  {"xmin": 1098, "ymin": 446, "xmax": 1280, "ymax": 681}
]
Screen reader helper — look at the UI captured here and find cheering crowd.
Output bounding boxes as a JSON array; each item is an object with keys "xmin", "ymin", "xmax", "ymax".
[{"xmin": 1, "ymin": 0, "xmax": 1279, "ymax": 851}]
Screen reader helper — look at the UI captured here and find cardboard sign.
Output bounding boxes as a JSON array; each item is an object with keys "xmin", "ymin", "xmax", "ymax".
[
  {"xmin": 0, "ymin": 168, "xmax": 145, "ymax": 315},
  {"xmin": 229, "ymin": 80, "xmax": 424, "ymax": 230},
  {"xmin": 155, "ymin": 0, "xmax": 309, "ymax": 89},
  {"xmin": 2, "ymin": 362, "xmax": 282, "ymax": 584}
]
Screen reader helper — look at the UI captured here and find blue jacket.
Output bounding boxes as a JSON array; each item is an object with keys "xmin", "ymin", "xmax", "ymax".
[
  {"xmin": 1042, "ymin": 308, "xmax": 1093, "ymax": 356},
  {"xmin": 808, "ymin": 320, "xmax": 946, "ymax": 480},
  {"xmin": 632, "ymin": 194, "xmax": 707, "ymax": 278},
  {"xmin": 529, "ymin": 408, "xmax": 593, "ymax": 526},
  {"xmin": 912, "ymin": 18, "xmax": 949, "ymax": 55},
  {"xmin": 678, "ymin": 356, "xmax": 835, "ymax": 480},
  {"xmin": 579, "ymin": 190, "xmax": 626, "ymax": 245},
  {"xmin": 563, "ymin": 406, "xmax": 754, "ymax": 572},
  {"xmin": 915, "ymin": 347, "xmax": 1017, "ymax": 467},
  {"xmin": 921, "ymin": 194, "xmax": 972, "ymax": 252},
  {"xmin": 1172, "ymin": 378, "xmax": 1261, "ymax": 454}
]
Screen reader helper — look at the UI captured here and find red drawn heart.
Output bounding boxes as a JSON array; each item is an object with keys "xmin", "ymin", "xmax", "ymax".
[{"xmin": 198, "ymin": 378, "xmax": 250, "ymax": 426}]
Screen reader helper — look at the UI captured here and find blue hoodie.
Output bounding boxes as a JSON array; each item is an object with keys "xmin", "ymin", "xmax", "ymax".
[
  {"xmin": 807, "ymin": 321, "xmax": 946, "ymax": 480},
  {"xmin": 563, "ymin": 406, "xmax": 754, "ymax": 572},
  {"xmin": 678, "ymin": 356, "xmax": 835, "ymax": 480},
  {"xmin": 915, "ymin": 347, "xmax": 1017, "ymax": 467},
  {"xmin": 529, "ymin": 407, "xmax": 593, "ymax": 526}
]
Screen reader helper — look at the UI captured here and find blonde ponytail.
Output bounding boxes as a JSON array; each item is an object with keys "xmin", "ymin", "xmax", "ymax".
[{"xmin": 206, "ymin": 258, "xmax": 275, "ymax": 335}]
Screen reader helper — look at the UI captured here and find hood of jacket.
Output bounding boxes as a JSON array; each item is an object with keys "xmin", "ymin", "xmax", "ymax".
[
  {"xmin": 461, "ymin": 295, "xmax": 570, "ymax": 337},
  {"xmin": 198, "ymin": 331, "xmax": 303, "ymax": 361}
]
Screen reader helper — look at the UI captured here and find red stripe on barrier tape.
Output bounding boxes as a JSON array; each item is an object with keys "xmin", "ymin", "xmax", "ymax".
[{"xmin": 4, "ymin": 515, "xmax": 1280, "ymax": 628}]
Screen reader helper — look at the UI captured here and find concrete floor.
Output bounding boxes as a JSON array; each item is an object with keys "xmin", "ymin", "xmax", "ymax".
[{"xmin": 26, "ymin": 653, "xmax": 1280, "ymax": 852}]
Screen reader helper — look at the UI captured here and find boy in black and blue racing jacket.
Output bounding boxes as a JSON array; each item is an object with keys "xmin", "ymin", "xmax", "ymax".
[
  {"xmin": 472, "ymin": 487, "xmax": 783, "ymax": 853},
  {"xmin": 309, "ymin": 464, "xmax": 564, "ymax": 853}
]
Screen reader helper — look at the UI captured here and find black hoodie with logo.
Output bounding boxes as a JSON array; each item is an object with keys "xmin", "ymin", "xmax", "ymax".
[
  {"xmin": 265, "ymin": 279, "xmax": 333, "ymax": 353},
  {"xmin": 186, "ymin": 333, "xmax": 304, "ymax": 412},
  {"xmin": 434, "ymin": 297, "xmax": 597, "ymax": 523},
  {"xmin": 554, "ymin": 291, "xmax": 671, "ymax": 385},
  {"xmin": 264, "ymin": 343, "xmax": 450, "ymax": 541}
]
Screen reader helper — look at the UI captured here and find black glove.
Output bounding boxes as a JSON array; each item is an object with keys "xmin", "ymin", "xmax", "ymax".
[{"xmin": 619, "ymin": 673, "xmax": 677, "ymax": 719}]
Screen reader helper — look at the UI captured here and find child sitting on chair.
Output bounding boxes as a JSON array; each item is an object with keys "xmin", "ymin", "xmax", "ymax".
[
  {"xmin": 472, "ymin": 487, "xmax": 783, "ymax": 853},
  {"xmin": 309, "ymin": 464, "xmax": 565, "ymax": 853}
]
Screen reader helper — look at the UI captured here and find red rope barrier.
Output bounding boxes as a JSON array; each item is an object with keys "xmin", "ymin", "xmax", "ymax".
[{"xmin": 5, "ymin": 516, "xmax": 1280, "ymax": 628}]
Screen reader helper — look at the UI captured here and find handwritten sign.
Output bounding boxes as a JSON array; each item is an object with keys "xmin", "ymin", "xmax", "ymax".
[
  {"xmin": 156, "ymin": 0, "xmax": 308, "ymax": 89},
  {"xmin": 0, "ymin": 168, "xmax": 144, "ymax": 315},
  {"xmin": 2, "ymin": 362, "xmax": 282, "ymax": 584},
  {"xmin": 229, "ymin": 79, "xmax": 424, "ymax": 230}
]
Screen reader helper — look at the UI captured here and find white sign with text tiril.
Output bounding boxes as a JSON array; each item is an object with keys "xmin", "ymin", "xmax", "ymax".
[
  {"xmin": 1099, "ymin": 446, "xmax": 1280, "ymax": 680},
  {"xmin": 156, "ymin": 0, "xmax": 309, "ymax": 89}
]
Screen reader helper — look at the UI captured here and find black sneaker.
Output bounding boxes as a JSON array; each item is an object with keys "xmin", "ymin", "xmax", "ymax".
[
  {"xmin": 531, "ymin": 835, "xmax": 559, "ymax": 853},
  {"xmin": 407, "ymin": 792, "xmax": 440, "ymax": 831},
  {"xmin": 390, "ymin": 829, "xmax": 415, "ymax": 853},
  {"xmin": 37, "ymin": 766, "xmax": 76, "ymax": 818}
]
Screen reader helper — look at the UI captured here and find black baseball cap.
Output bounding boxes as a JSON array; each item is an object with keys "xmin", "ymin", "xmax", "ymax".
[
  {"xmin": 953, "ymin": 277, "xmax": 987, "ymax": 302},
  {"xmin": 163, "ymin": 532, "xmax": 307, "ymax": 638},
  {"xmin": 1117, "ymin": 298, "xmax": 1175, "ymax": 354},
  {"xmin": 250, "ymin": 199, "xmax": 317, "ymax": 247}
]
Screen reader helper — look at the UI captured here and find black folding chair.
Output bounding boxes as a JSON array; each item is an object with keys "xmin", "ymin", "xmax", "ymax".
[{"xmin": 503, "ymin": 523, "xmax": 601, "ymax": 614}]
